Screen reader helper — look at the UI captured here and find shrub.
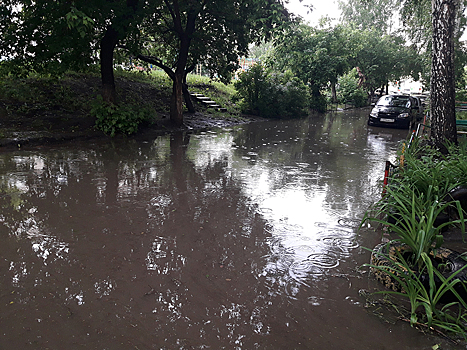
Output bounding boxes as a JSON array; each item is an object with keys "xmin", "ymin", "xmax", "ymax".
[
  {"xmin": 336, "ymin": 68, "xmax": 367, "ymax": 108},
  {"xmin": 91, "ymin": 96, "xmax": 154, "ymax": 137},
  {"xmin": 309, "ymin": 92, "xmax": 327, "ymax": 113},
  {"xmin": 233, "ymin": 64, "xmax": 309, "ymax": 118},
  {"xmin": 456, "ymin": 90, "xmax": 467, "ymax": 102}
]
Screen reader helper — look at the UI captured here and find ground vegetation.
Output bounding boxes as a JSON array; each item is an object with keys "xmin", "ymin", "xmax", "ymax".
[
  {"xmin": 0, "ymin": 69, "xmax": 253, "ymax": 146},
  {"xmin": 1, "ymin": 0, "xmax": 295, "ymax": 127},
  {"xmin": 233, "ymin": 64, "xmax": 309, "ymax": 118},
  {"xmin": 362, "ymin": 135, "xmax": 467, "ymax": 341}
]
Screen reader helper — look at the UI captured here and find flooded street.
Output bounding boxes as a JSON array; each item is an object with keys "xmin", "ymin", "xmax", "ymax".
[{"xmin": 0, "ymin": 110, "xmax": 455, "ymax": 349}]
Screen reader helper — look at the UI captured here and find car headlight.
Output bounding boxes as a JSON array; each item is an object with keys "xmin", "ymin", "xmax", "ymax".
[
  {"xmin": 397, "ymin": 113, "xmax": 409, "ymax": 118},
  {"xmin": 370, "ymin": 110, "xmax": 378, "ymax": 117}
]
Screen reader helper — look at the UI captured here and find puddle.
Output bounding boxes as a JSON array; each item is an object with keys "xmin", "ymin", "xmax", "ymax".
[{"xmin": 0, "ymin": 111, "xmax": 454, "ymax": 349}]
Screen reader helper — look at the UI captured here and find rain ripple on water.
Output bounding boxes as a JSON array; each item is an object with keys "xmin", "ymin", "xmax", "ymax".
[{"xmin": 260, "ymin": 218, "xmax": 361, "ymax": 300}]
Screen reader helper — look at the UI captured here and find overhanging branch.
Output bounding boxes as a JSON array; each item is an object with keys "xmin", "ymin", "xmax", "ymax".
[{"xmin": 136, "ymin": 54, "xmax": 175, "ymax": 80}]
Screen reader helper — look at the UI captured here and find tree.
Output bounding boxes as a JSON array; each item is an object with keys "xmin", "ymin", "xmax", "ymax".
[
  {"xmin": 338, "ymin": 0, "xmax": 399, "ymax": 34},
  {"xmin": 352, "ymin": 30, "xmax": 422, "ymax": 95},
  {"xmin": 233, "ymin": 64, "xmax": 309, "ymax": 118},
  {"xmin": 135, "ymin": 0, "xmax": 294, "ymax": 126},
  {"xmin": 0, "ymin": 1, "xmax": 95, "ymax": 76},
  {"xmin": 431, "ymin": 0, "xmax": 457, "ymax": 150},
  {"xmin": 270, "ymin": 24, "xmax": 420, "ymax": 109},
  {"xmin": 395, "ymin": 0, "xmax": 467, "ymax": 149},
  {"xmin": 336, "ymin": 68, "xmax": 367, "ymax": 107},
  {"xmin": 93, "ymin": 0, "xmax": 145, "ymax": 103},
  {"xmin": 0, "ymin": 0, "xmax": 151, "ymax": 103},
  {"xmin": 271, "ymin": 24, "xmax": 352, "ymax": 109}
]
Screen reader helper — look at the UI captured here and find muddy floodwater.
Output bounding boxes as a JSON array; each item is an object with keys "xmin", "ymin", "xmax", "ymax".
[{"xmin": 0, "ymin": 110, "xmax": 458, "ymax": 349}]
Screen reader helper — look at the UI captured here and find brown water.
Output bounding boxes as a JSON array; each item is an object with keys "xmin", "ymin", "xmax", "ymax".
[{"xmin": 0, "ymin": 110, "xmax": 458, "ymax": 349}]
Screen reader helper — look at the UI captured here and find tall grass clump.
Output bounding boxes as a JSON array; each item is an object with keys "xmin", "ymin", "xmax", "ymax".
[
  {"xmin": 364, "ymin": 247, "xmax": 467, "ymax": 338},
  {"xmin": 362, "ymin": 135, "xmax": 467, "ymax": 339}
]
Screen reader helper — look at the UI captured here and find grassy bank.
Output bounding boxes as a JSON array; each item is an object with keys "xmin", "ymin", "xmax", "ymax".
[{"xmin": 0, "ymin": 69, "xmax": 241, "ymax": 138}]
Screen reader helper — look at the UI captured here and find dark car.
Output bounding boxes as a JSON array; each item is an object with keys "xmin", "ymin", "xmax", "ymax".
[{"xmin": 368, "ymin": 94, "xmax": 421, "ymax": 129}]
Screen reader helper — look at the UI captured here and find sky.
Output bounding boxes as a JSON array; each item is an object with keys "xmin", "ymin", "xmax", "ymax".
[{"xmin": 285, "ymin": 0, "xmax": 341, "ymax": 27}]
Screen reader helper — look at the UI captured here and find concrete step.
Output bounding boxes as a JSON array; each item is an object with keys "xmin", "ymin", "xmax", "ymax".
[{"xmin": 189, "ymin": 91, "xmax": 227, "ymax": 112}]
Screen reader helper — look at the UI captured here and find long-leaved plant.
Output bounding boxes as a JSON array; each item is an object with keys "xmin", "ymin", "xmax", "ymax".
[
  {"xmin": 362, "ymin": 184, "xmax": 465, "ymax": 269},
  {"xmin": 364, "ymin": 247, "xmax": 467, "ymax": 339}
]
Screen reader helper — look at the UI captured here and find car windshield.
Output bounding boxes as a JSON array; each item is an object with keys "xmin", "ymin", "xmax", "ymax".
[{"xmin": 376, "ymin": 96, "xmax": 411, "ymax": 108}]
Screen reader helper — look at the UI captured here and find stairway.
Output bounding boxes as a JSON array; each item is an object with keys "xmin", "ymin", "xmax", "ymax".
[{"xmin": 190, "ymin": 92, "xmax": 227, "ymax": 112}]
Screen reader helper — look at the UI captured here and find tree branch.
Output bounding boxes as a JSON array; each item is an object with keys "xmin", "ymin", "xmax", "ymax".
[{"xmin": 136, "ymin": 54, "xmax": 175, "ymax": 80}]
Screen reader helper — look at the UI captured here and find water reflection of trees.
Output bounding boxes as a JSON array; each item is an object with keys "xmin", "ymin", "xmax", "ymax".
[
  {"xmin": 227, "ymin": 112, "xmax": 408, "ymax": 301},
  {"xmin": 232, "ymin": 111, "xmax": 404, "ymax": 219},
  {"xmin": 0, "ymin": 135, "xmax": 283, "ymax": 349}
]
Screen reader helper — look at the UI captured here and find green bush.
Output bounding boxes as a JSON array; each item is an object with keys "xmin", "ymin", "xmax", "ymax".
[
  {"xmin": 309, "ymin": 92, "xmax": 327, "ymax": 113},
  {"xmin": 233, "ymin": 64, "xmax": 309, "ymax": 118},
  {"xmin": 91, "ymin": 96, "xmax": 154, "ymax": 137},
  {"xmin": 336, "ymin": 69, "xmax": 367, "ymax": 108},
  {"xmin": 456, "ymin": 90, "xmax": 467, "ymax": 102}
]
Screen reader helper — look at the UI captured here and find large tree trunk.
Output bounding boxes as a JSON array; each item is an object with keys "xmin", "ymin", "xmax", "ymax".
[
  {"xmin": 431, "ymin": 0, "xmax": 457, "ymax": 152},
  {"xmin": 99, "ymin": 0, "xmax": 139, "ymax": 104},
  {"xmin": 167, "ymin": 9, "xmax": 196, "ymax": 125},
  {"xmin": 170, "ymin": 72, "xmax": 185, "ymax": 126},
  {"xmin": 100, "ymin": 26, "xmax": 119, "ymax": 104}
]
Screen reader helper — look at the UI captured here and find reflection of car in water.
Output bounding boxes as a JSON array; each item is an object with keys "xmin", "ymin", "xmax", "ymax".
[{"xmin": 368, "ymin": 95, "xmax": 422, "ymax": 129}]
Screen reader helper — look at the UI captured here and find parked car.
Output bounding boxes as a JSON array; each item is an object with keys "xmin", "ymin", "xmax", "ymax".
[
  {"xmin": 411, "ymin": 93, "xmax": 430, "ymax": 110},
  {"xmin": 368, "ymin": 94, "xmax": 422, "ymax": 129}
]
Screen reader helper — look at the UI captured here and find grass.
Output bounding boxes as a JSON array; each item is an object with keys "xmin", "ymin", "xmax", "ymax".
[
  {"xmin": 361, "ymin": 134, "xmax": 467, "ymax": 339},
  {"xmin": 0, "ymin": 68, "xmax": 241, "ymax": 136},
  {"xmin": 362, "ymin": 186, "xmax": 464, "ymax": 268},
  {"xmin": 116, "ymin": 69, "xmax": 239, "ymax": 115},
  {"xmin": 365, "ymin": 247, "xmax": 467, "ymax": 340},
  {"xmin": 186, "ymin": 73, "xmax": 239, "ymax": 115}
]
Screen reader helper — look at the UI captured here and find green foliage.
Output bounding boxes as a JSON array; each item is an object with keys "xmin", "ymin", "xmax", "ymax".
[
  {"xmin": 233, "ymin": 64, "xmax": 309, "ymax": 118},
  {"xmin": 400, "ymin": 138, "xmax": 467, "ymax": 192},
  {"xmin": 0, "ymin": 74, "xmax": 86, "ymax": 114},
  {"xmin": 338, "ymin": 0, "xmax": 399, "ymax": 34},
  {"xmin": 352, "ymin": 29, "xmax": 423, "ymax": 94},
  {"xmin": 270, "ymin": 24, "xmax": 352, "ymax": 101},
  {"xmin": 456, "ymin": 90, "xmax": 467, "ymax": 102},
  {"xmin": 365, "ymin": 247, "xmax": 467, "ymax": 337},
  {"xmin": 362, "ymin": 138, "xmax": 467, "ymax": 266},
  {"xmin": 268, "ymin": 71, "xmax": 310, "ymax": 118},
  {"xmin": 336, "ymin": 68, "xmax": 368, "ymax": 107},
  {"xmin": 361, "ymin": 135, "xmax": 467, "ymax": 336},
  {"xmin": 362, "ymin": 185, "xmax": 464, "ymax": 267},
  {"xmin": 187, "ymin": 74, "xmax": 238, "ymax": 115},
  {"xmin": 271, "ymin": 23, "xmax": 422, "ymax": 103},
  {"xmin": 309, "ymin": 93, "xmax": 327, "ymax": 113},
  {"xmin": 136, "ymin": 0, "xmax": 296, "ymax": 124},
  {"xmin": 65, "ymin": 7, "xmax": 95, "ymax": 38},
  {"xmin": 91, "ymin": 96, "xmax": 154, "ymax": 137},
  {"xmin": 139, "ymin": 0, "xmax": 295, "ymax": 82},
  {"xmin": 233, "ymin": 64, "xmax": 267, "ymax": 115},
  {"xmin": 0, "ymin": 0, "xmax": 97, "ymax": 76}
]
